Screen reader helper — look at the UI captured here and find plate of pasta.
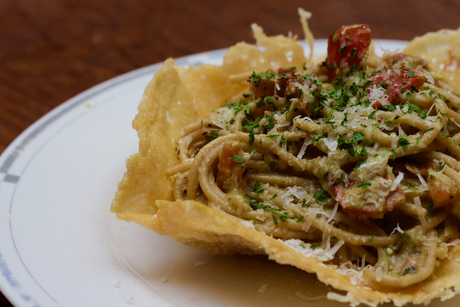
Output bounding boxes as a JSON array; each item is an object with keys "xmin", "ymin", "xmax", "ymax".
[{"xmin": 1, "ymin": 9, "xmax": 460, "ymax": 307}]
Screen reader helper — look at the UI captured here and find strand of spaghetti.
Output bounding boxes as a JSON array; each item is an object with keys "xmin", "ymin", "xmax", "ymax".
[
  {"xmin": 252, "ymin": 222, "xmax": 321, "ymax": 240},
  {"xmin": 453, "ymin": 132, "xmax": 460, "ymax": 145},
  {"xmin": 165, "ymin": 160, "xmax": 193, "ymax": 176},
  {"xmin": 246, "ymin": 160, "xmax": 275, "ymax": 172},
  {"xmin": 446, "ymin": 109, "xmax": 460, "ymax": 128},
  {"xmin": 294, "ymin": 117, "xmax": 325, "ymax": 134},
  {"xmin": 173, "ymin": 171, "xmax": 189, "ymax": 200},
  {"xmin": 310, "ymin": 217, "xmax": 397, "ymax": 247},
  {"xmin": 427, "ymin": 83, "xmax": 460, "ymax": 109},
  {"xmin": 397, "ymin": 202, "xmax": 427, "ymax": 218},
  {"xmin": 180, "ymin": 119, "xmax": 213, "ymax": 135},
  {"xmin": 423, "ymin": 211, "xmax": 448, "ymax": 232},
  {"xmin": 278, "ymin": 131, "xmax": 308, "ymax": 141},
  {"xmin": 436, "ymin": 134, "xmax": 460, "ymax": 160},
  {"xmin": 245, "ymin": 173, "xmax": 319, "ymax": 187}
]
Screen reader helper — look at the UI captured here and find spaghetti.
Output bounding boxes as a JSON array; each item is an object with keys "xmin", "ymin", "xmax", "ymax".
[{"xmin": 168, "ymin": 24, "xmax": 460, "ymax": 291}]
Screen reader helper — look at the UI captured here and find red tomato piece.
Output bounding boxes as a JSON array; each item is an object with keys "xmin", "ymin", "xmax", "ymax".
[
  {"xmin": 251, "ymin": 78, "xmax": 280, "ymax": 99},
  {"xmin": 251, "ymin": 70, "xmax": 285, "ymax": 99},
  {"xmin": 326, "ymin": 25, "xmax": 372, "ymax": 81},
  {"xmin": 250, "ymin": 68, "xmax": 300, "ymax": 100},
  {"xmin": 368, "ymin": 67, "xmax": 426, "ymax": 108},
  {"xmin": 329, "ymin": 172, "xmax": 405, "ymax": 217}
]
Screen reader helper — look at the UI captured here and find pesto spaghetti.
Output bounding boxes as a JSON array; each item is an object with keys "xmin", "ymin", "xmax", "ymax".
[{"xmin": 166, "ymin": 24, "xmax": 460, "ymax": 290}]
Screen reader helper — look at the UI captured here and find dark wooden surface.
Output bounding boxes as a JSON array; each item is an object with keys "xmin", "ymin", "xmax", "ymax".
[{"xmin": 0, "ymin": 0, "xmax": 459, "ymax": 305}]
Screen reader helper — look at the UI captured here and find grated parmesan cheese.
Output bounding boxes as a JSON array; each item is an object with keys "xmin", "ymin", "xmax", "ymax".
[
  {"xmin": 297, "ymin": 137, "xmax": 311, "ymax": 158},
  {"xmin": 281, "ymin": 238, "xmax": 345, "ymax": 261},
  {"xmin": 390, "ymin": 223, "xmax": 404, "ymax": 235},
  {"xmin": 375, "ymin": 267, "xmax": 383, "ymax": 282},
  {"xmin": 323, "ymin": 137, "xmax": 338, "ymax": 151},
  {"xmin": 391, "ymin": 132, "xmax": 397, "ymax": 148},
  {"xmin": 416, "ymin": 173, "xmax": 427, "ymax": 186},
  {"xmin": 367, "ymin": 84, "xmax": 390, "ymax": 106},
  {"xmin": 327, "ymin": 201, "xmax": 339, "ymax": 223},
  {"xmin": 413, "ymin": 196, "xmax": 427, "ymax": 227},
  {"xmin": 239, "ymin": 219, "xmax": 256, "ymax": 229},
  {"xmin": 390, "ymin": 172, "xmax": 404, "ymax": 191}
]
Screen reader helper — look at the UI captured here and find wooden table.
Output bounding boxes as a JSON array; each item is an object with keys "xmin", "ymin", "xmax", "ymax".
[{"xmin": 0, "ymin": 0, "xmax": 458, "ymax": 305}]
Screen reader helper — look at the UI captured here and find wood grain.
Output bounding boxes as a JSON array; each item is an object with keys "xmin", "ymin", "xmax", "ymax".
[{"xmin": 0, "ymin": 0, "xmax": 458, "ymax": 305}]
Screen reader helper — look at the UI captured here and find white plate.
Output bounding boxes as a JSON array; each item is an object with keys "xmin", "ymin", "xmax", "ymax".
[{"xmin": 0, "ymin": 40, "xmax": 458, "ymax": 307}]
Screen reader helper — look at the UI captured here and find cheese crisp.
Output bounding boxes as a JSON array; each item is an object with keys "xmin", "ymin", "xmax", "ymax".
[{"xmin": 112, "ymin": 11, "xmax": 460, "ymax": 306}]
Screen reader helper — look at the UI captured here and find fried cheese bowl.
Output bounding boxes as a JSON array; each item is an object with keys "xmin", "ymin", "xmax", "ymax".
[{"xmin": 111, "ymin": 11, "xmax": 460, "ymax": 306}]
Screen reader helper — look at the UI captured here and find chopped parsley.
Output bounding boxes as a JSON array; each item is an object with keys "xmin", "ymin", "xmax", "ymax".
[
  {"xmin": 312, "ymin": 132, "xmax": 323, "ymax": 146},
  {"xmin": 358, "ymin": 182, "xmax": 371, "ymax": 188},
  {"xmin": 353, "ymin": 159, "xmax": 367, "ymax": 171},
  {"xmin": 253, "ymin": 181, "xmax": 264, "ymax": 195},
  {"xmin": 436, "ymin": 161, "xmax": 446, "ymax": 172},
  {"xmin": 338, "ymin": 132, "xmax": 365, "ymax": 157},
  {"xmin": 398, "ymin": 136, "xmax": 410, "ymax": 149},
  {"xmin": 272, "ymin": 214, "xmax": 278, "ymax": 225},
  {"xmin": 248, "ymin": 130, "xmax": 255, "ymax": 148},
  {"xmin": 231, "ymin": 154, "xmax": 245, "ymax": 163},
  {"xmin": 428, "ymin": 198, "xmax": 434, "ymax": 216},
  {"xmin": 313, "ymin": 192, "xmax": 328, "ymax": 204},
  {"xmin": 205, "ymin": 130, "xmax": 219, "ymax": 141},
  {"xmin": 339, "ymin": 44, "xmax": 348, "ymax": 53},
  {"xmin": 350, "ymin": 48, "xmax": 357, "ymax": 59},
  {"xmin": 381, "ymin": 149, "xmax": 396, "ymax": 160}
]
